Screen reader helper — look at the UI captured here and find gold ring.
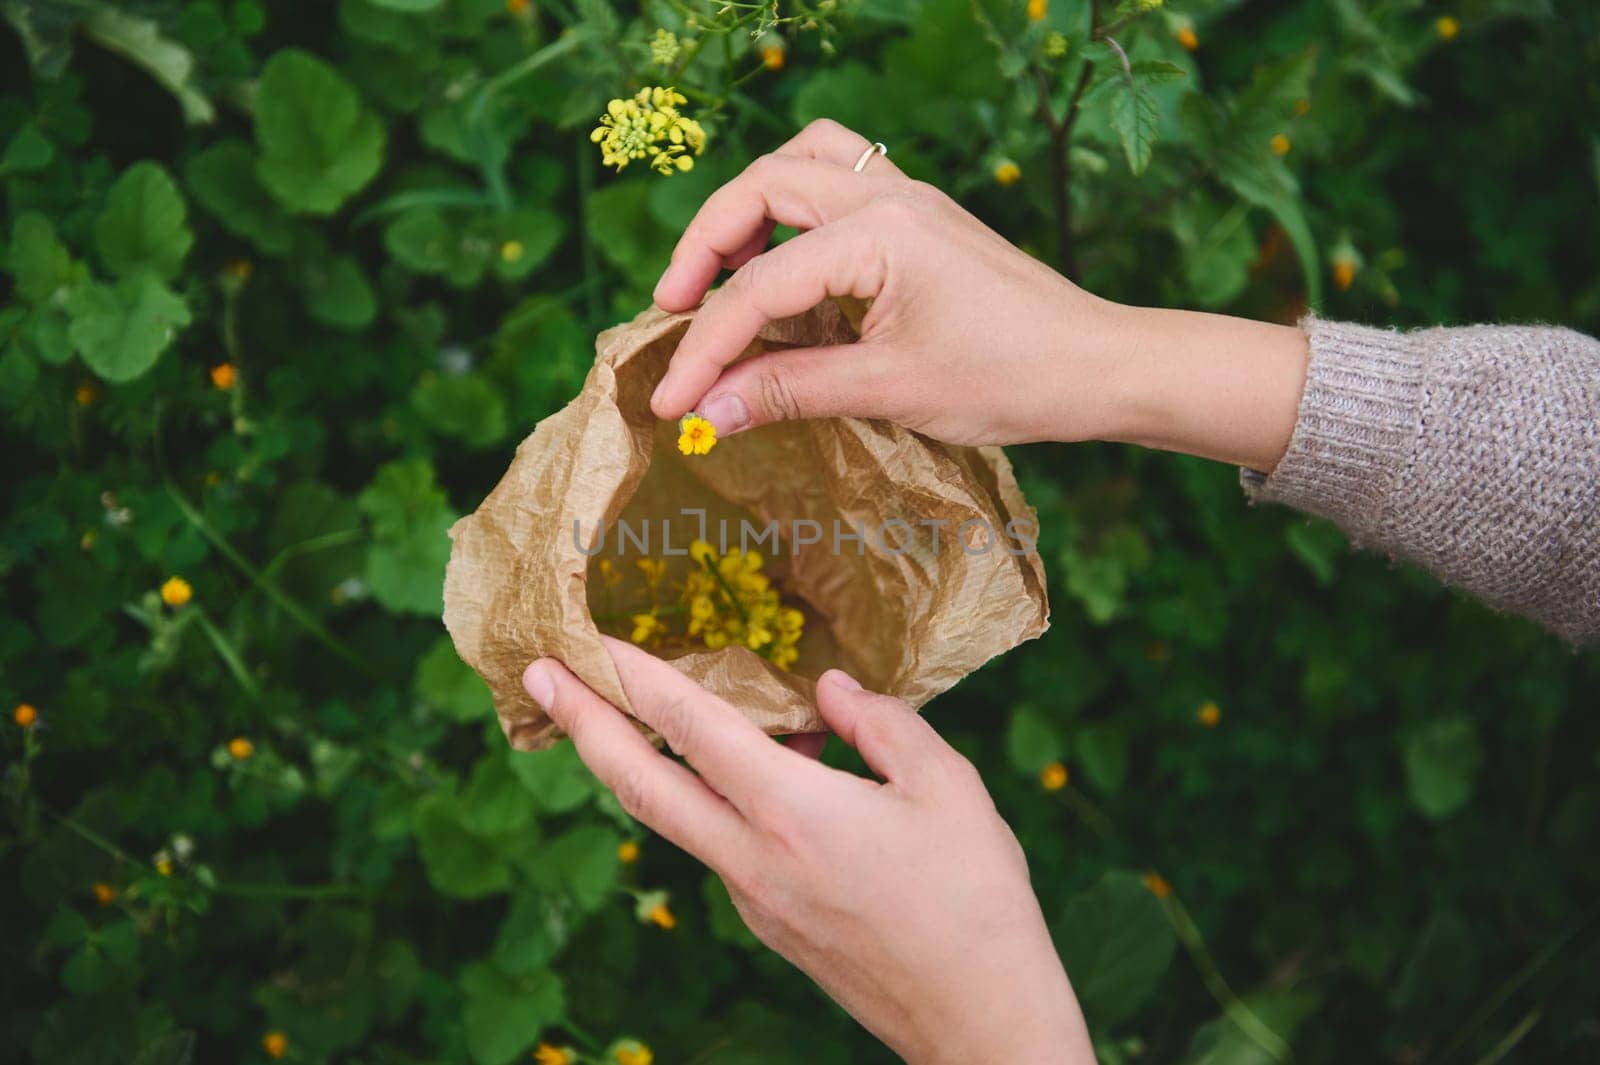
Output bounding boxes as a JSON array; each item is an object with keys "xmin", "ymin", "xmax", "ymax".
[{"xmin": 852, "ymin": 141, "xmax": 888, "ymax": 173}]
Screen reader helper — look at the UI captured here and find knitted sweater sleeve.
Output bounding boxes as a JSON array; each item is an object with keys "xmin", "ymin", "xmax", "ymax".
[{"xmin": 1241, "ymin": 317, "xmax": 1600, "ymax": 644}]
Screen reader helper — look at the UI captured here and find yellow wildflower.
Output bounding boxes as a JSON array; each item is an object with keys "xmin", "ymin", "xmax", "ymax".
[
  {"xmin": 649, "ymin": 28, "xmax": 681, "ymax": 67},
  {"xmin": 631, "ymin": 610, "xmax": 666, "ymax": 646},
  {"xmin": 1043, "ymin": 31, "xmax": 1068, "ymax": 58},
  {"xmin": 211, "ymin": 362, "xmax": 236, "ymax": 390},
  {"xmin": 501, "ymin": 240, "xmax": 524, "ymax": 263},
  {"xmin": 93, "ymin": 881, "xmax": 117, "ymax": 906},
  {"xmin": 1294, "ymin": 98, "xmax": 1311, "ymax": 116},
  {"xmin": 1026, "ymin": 0, "xmax": 1046, "ymax": 20},
  {"xmin": 535, "ymin": 1045, "xmax": 573, "ymax": 1065},
  {"xmin": 1436, "ymin": 15, "xmax": 1459, "ymax": 40},
  {"xmin": 761, "ymin": 44, "xmax": 786, "ymax": 70},
  {"xmin": 506, "ymin": 0, "xmax": 530, "ymax": 14},
  {"xmin": 1039, "ymin": 761, "xmax": 1068, "ymax": 791},
  {"xmin": 1143, "ymin": 871, "xmax": 1173, "ymax": 898},
  {"xmin": 614, "ymin": 1042, "xmax": 654, "ymax": 1065},
  {"xmin": 635, "ymin": 557, "xmax": 666, "ymax": 590},
  {"xmin": 160, "ymin": 576, "xmax": 193, "ymax": 608},
  {"xmin": 618, "ymin": 840, "xmax": 640, "ymax": 863},
  {"xmin": 1333, "ymin": 258, "xmax": 1357, "ymax": 292},
  {"xmin": 229, "ymin": 736, "xmax": 255, "ymax": 760},
  {"xmin": 14, "ymin": 703, "xmax": 37, "ymax": 728},
  {"xmin": 223, "ymin": 258, "xmax": 253, "ymax": 284},
  {"xmin": 590, "ymin": 86, "xmax": 706, "ymax": 176},
  {"xmin": 156, "ymin": 855, "xmax": 174, "ymax": 877},
  {"xmin": 75, "ymin": 383, "xmax": 96, "ymax": 406},
  {"xmin": 1175, "ymin": 25, "xmax": 1198, "ymax": 51},
  {"xmin": 993, "ymin": 160, "xmax": 1021, "ymax": 186},
  {"xmin": 262, "ymin": 1032, "xmax": 288, "ymax": 1059},
  {"xmin": 1197, "ymin": 701, "xmax": 1221, "ymax": 728},
  {"xmin": 647, "ymin": 902, "xmax": 675, "ymax": 929},
  {"xmin": 1270, "ymin": 133, "xmax": 1291, "ymax": 156},
  {"xmin": 597, "ymin": 558, "xmax": 622, "ymax": 587},
  {"xmin": 677, "ymin": 413, "xmax": 717, "ymax": 455}
]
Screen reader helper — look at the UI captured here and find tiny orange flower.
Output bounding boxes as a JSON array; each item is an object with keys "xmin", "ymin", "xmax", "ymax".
[
  {"xmin": 93, "ymin": 881, "xmax": 118, "ymax": 906},
  {"xmin": 211, "ymin": 363, "xmax": 236, "ymax": 391},
  {"xmin": 761, "ymin": 45, "xmax": 785, "ymax": 70},
  {"xmin": 507, "ymin": 0, "xmax": 530, "ymax": 13},
  {"xmin": 1436, "ymin": 15, "xmax": 1459, "ymax": 40},
  {"xmin": 1333, "ymin": 258, "xmax": 1357, "ymax": 292},
  {"xmin": 1039, "ymin": 761, "xmax": 1069, "ymax": 791},
  {"xmin": 75, "ymin": 383, "xmax": 96, "ymax": 406},
  {"xmin": 614, "ymin": 1042, "xmax": 654, "ymax": 1065},
  {"xmin": 262, "ymin": 1031, "xmax": 288, "ymax": 1059},
  {"xmin": 1270, "ymin": 133, "xmax": 1291, "ymax": 156},
  {"xmin": 618, "ymin": 840, "xmax": 641, "ymax": 864},
  {"xmin": 1143, "ymin": 871, "xmax": 1173, "ymax": 898},
  {"xmin": 228, "ymin": 736, "xmax": 255, "ymax": 760},
  {"xmin": 993, "ymin": 160, "xmax": 1022, "ymax": 186},
  {"xmin": 1026, "ymin": 0, "xmax": 1047, "ymax": 19},
  {"xmin": 647, "ymin": 902, "xmax": 676, "ymax": 930},
  {"xmin": 534, "ymin": 1045, "xmax": 573, "ymax": 1065},
  {"xmin": 1197, "ymin": 701, "xmax": 1221, "ymax": 728},
  {"xmin": 223, "ymin": 258, "xmax": 254, "ymax": 284},
  {"xmin": 1175, "ymin": 25, "xmax": 1199, "ymax": 51},
  {"xmin": 14, "ymin": 703, "xmax": 37, "ymax": 728},
  {"xmin": 161, "ymin": 576, "xmax": 193, "ymax": 608}
]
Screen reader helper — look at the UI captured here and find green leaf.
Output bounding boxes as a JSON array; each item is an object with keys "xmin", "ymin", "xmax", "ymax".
[
  {"xmin": 1005, "ymin": 703, "xmax": 1064, "ymax": 775},
  {"xmin": 412, "ymin": 793, "xmax": 512, "ymax": 898},
  {"xmin": 528, "ymin": 826, "xmax": 622, "ymax": 912},
  {"xmin": 1182, "ymin": 990, "xmax": 1319, "ymax": 1065},
  {"xmin": 3, "ymin": 121, "xmax": 54, "ymax": 172},
  {"xmin": 185, "ymin": 140, "xmax": 294, "ymax": 255},
  {"xmin": 494, "ymin": 891, "xmax": 576, "ymax": 975},
  {"xmin": 357, "ymin": 459, "xmax": 456, "ymax": 615},
  {"xmin": 66, "ymin": 274, "xmax": 192, "ymax": 383},
  {"xmin": 412, "ymin": 372, "xmax": 508, "ymax": 448},
  {"xmin": 1053, "ymin": 870, "xmax": 1176, "ymax": 1028},
  {"xmin": 460, "ymin": 753, "xmax": 535, "ymax": 836},
  {"xmin": 81, "ymin": 7, "xmax": 215, "ymax": 124},
  {"xmin": 1404, "ymin": 718, "xmax": 1483, "ymax": 820},
  {"xmin": 255, "ymin": 49, "xmax": 386, "ymax": 214},
  {"xmin": 94, "ymin": 161, "xmax": 193, "ymax": 281},
  {"xmin": 1171, "ymin": 197, "xmax": 1255, "ymax": 308},
  {"xmin": 1073, "ymin": 722, "xmax": 1128, "ymax": 794},
  {"xmin": 371, "ymin": 0, "xmax": 445, "ymax": 9},
  {"xmin": 508, "ymin": 742, "xmax": 600, "ymax": 814},
  {"xmin": 1106, "ymin": 71, "xmax": 1159, "ymax": 176},
  {"xmin": 7, "ymin": 213, "xmax": 76, "ymax": 302},
  {"xmin": 459, "ymin": 962, "xmax": 564, "ymax": 1065},
  {"xmin": 415, "ymin": 636, "xmax": 493, "ymax": 722},
  {"xmin": 304, "ymin": 255, "xmax": 376, "ymax": 329}
]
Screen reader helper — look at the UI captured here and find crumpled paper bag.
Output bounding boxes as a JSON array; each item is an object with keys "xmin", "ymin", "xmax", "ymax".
[{"xmin": 443, "ymin": 299, "xmax": 1048, "ymax": 750}]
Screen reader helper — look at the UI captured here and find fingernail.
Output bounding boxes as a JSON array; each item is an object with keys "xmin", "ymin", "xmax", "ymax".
[
  {"xmin": 822, "ymin": 669, "xmax": 863, "ymax": 692},
  {"xmin": 650, "ymin": 376, "xmax": 670, "ymax": 411},
  {"xmin": 523, "ymin": 661, "xmax": 555, "ymax": 709},
  {"xmin": 702, "ymin": 393, "xmax": 750, "ymax": 434},
  {"xmin": 653, "ymin": 264, "xmax": 676, "ymax": 304}
]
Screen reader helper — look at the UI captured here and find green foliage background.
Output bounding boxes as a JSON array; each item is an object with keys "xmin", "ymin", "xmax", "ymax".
[{"xmin": 3, "ymin": 0, "xmax": 1599, "ymax": 1062}]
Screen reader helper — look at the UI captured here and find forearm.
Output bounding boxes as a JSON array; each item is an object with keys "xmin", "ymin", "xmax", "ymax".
[{"xmin": 1094, "ymin": 303, "xmax": 1309, "ymax": 473}]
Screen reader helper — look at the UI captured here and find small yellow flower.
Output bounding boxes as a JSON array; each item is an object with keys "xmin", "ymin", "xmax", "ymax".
[
  {"xmin": 534, "ymin": 1045, "xmax": 573, "ymax": 1065},
  {"xmin": 1175, "ymin": 25, "xmax": 1198, "ymax": 51},
  {"xmin": 262, "ymin": 1032, "xmax": 288, "ymax": 1059},
  {"xmin": 677, "ymin": 413, "xmax": 717, "ymax": 456},
  {"xmin": 1333, "ymin": 258, "xmax": 1357, "ymax": 292},
  {"xmin": 160, "ymin": 576, "xmax": 193, "ymax": 608},
  {"xmin": 75, "ymin": 383, "xmax": 96, "ymax": 406},
  {"xmin": 1269, "ymin": 133, "xmax": 1291, "ymax": 156},
  {"xmin": 1039, "ymin": 761, "xmax": 1068, "ymax": 791},
  {"xmin": 635, "ymin": 557, "xmax": 667, "ymax": 590},
  {"xmin": 993, "ymin": 160, "xmax": 1022, "ymax": 186},
  {"xmin": 14, "ymin": 703, "xmax": 37, "ymax": 728},
  {"xmin": 93, "ymin": 881, "xmax": 117, "ymax": 906},
  {"xmin": 647, "ymin": 902, "xmax": 676, "ymax": 930},
  {"xmin": 501, "ymin": 240, "xmax": 524, "ymax": 263},
  {"xmin": 597, "ymin": 558, "xmax": 622, "ymax": 587},
  {"xmin": 156, "ymin": 856, "xmax": 174, "ymax": 877},
  {"xmin": 1436, "ymin": 15, "xmax": 1459, "ymax": 40},
  {"xmin": 1043, "ymin": 31, "xmax": 1068, "ymax": 58},
  {"xmin": 1026, "ymin": 0, "xmax": 1047, "ymax": 20},
  {"xmin": 1294, "ymin": 98, "xmax": 1311, "ymax": 116},
  {"xmin": 229, "ymin": 736, "xmax": 255, "ymax": 760},
  {"xmin": 649, "ymin": 28, "xmax": 681, "ymax": 67},
  {"xmin": 761, "ymin": 45, "xmax": 786, "ymax": 70},
  {"xmin": 590, "ymin": 86, "xmax": 706, "ymax": 176},
  {"xmin": 223, "ymin": 258, "xmax": 254, "ymax": 284},
  {"xmin": 1197, "ymin": 701, "xmax": 1221, "ymax": 728},
  {"xmin": 506, "ymin": 0, "xmax": 530, "ymax": 14},
  {"xmin": 618, "ymin": 840, "xmax": 640, "ymax": 864},
  {"xmin": 614, "ymin": 1041, "xmax": 654, "ymax": 1065},
  {"xmin": 630, "ymin": 610, "xmax": 666, "ymax": 646},
  {"xmin": 1143, "ymin": 871, "xmax": 1173, "ymax": 898},
  {"xmin": 210, "ymin": 362, "xmax": 236, "ymax": 391}
]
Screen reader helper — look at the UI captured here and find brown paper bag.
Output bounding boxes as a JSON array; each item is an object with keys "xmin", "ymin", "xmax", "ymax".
[{"xmin": 443, "ymin": 299, "xmax": 1048, "ymax": 751}]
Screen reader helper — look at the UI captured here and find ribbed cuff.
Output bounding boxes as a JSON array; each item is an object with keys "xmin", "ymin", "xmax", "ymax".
[{"xmin": 1240, "ymin": 317, "xmax": 1427, "ymax": 539}]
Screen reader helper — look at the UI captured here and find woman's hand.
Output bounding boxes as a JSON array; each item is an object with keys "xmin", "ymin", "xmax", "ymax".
[
  {"xmin": 522, "ymin": 640, "xmax": 1095, "ymax": 1065},
  {"xmin": 652, "ymin": 119, "xmax": 1310, "ymax": 472}
]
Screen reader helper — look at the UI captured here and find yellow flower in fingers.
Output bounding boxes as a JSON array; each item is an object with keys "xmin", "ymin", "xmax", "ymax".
[{"xmin": 677, "ymin": 413, "xmax": 717, "ymax": 455}]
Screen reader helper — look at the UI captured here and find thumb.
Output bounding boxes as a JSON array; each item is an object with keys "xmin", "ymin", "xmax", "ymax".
[
  {"xmin": 695, "ymin": 343, "xmax": 888, "ymax": 436},
  {"xmin": 813, "ymin": 670, "xmax": 949, "ymax": 787}
]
